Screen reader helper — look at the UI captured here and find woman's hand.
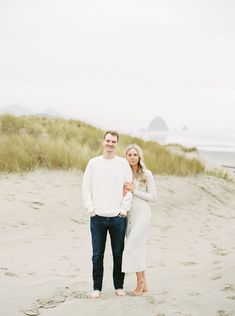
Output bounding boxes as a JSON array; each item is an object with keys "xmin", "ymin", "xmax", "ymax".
[
  {"xmin": 123, "ymin": 181, "xmax": 135, "ymax": 195},
  {"xmin": 123, "ymin": 186, "xmax": 129, "ymax": 196}
]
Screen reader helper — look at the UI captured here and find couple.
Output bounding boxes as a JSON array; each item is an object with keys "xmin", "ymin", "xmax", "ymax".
[{"xmin": 82, "ymin": 130, "xmax": 156, "ymax": 298}]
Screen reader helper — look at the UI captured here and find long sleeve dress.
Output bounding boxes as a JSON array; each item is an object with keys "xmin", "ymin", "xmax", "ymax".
[{"xmin": 122, "ymin": 169, "xmax": 156, "ymax": 273}]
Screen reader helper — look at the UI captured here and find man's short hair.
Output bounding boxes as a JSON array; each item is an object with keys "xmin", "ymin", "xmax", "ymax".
[{"xmin": 103, "ymin": 130, "xmax": 119, "ymax": 142}]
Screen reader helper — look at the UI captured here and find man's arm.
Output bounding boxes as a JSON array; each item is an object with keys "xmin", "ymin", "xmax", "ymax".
[
  {"xmin": 119, "ymin": 162, "xmax": 133, "ymax": 216},
  {"xmin": 82, "ymin": 160, "xmax": 95, "ymax": 215}
]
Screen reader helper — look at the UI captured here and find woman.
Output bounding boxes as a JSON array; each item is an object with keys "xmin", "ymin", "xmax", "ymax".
[{"xmin": 122, "ymin": 144, "xmax": 156, "ymax": 295}]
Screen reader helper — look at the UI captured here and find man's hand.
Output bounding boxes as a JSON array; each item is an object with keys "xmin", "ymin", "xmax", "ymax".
[
  {"xmin": 88, "ymin": 210, "xmax": 96, "ymax": 217},
  {"xmin": 118, "ymin": 210, "xmax": 127, "ymax": 218}
]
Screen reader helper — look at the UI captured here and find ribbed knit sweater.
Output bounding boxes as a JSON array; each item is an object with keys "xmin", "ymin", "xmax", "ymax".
[{"xmin": 82, "ymin": 155, "xmax": 133, "ymax": 217}]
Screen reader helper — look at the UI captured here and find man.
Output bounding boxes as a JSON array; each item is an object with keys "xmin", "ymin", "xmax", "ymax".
[{"xmin": 82, "ymin": 130, "xmax": 133, "ymax": 298}]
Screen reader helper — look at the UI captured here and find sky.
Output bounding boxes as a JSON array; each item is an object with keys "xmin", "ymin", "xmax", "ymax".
[{"xmin": 0, "ymin": 0, "xmax": 235, "ymax": 133}]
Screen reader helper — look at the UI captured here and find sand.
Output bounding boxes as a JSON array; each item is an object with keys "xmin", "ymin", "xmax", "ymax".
[{"xmin": 0, "ymin": 169, "xmax": 235, "ymax": 316}]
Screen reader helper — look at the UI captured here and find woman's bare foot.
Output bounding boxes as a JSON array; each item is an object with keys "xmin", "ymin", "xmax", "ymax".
[
  {"xmin": 143, "ymin": 282, "xmax": 148, "ymax": 292},
  {"xmin": 132, "ymin": 282, "xmax": 145, "ymax": 296},
  {"xmin": 142, "ymin": 272, "xmax": 148, "ymax": 292}
]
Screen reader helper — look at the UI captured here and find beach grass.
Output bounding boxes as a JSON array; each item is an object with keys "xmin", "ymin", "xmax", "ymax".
[
  {"xmin": 0, "ymin": 114, "xmax": 207, "ymax": 175},
  {"xmin": 165, "ymin": 143, "xmax": 198, "ymax": 153},
  {"xmin": 206, "ymin": 169, "xmax": 232, "ymax": 181}
]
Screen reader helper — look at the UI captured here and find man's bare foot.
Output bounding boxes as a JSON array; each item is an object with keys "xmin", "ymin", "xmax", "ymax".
[
  {"xmin": 115, "ymin": 289, "xmax": 126, "ymax": 296},
  {"xmin": 90, "ymin": 290, "xmax": 101, "ymax": 298}
]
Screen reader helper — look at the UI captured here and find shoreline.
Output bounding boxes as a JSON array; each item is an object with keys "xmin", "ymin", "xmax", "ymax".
[
  {"xmin": 197, "ymin": 150, "xmax": 235, "ymax": 180},
  {"xmin": 198, "ymin": 149, "xmax": 235, "ymax": 169}
]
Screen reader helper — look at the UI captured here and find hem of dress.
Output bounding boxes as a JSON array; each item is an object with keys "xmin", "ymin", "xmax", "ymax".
[{"xmin": 122, "ymin": 268, "xmax": 145, "ymax": 273}]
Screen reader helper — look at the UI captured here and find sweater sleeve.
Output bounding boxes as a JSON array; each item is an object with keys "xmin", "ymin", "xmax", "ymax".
[
  {"xmin": 120, "ymin": 162, "xmax": 133, "ymax": 214},
  {"xmin": 133, "ymin": 170, "xmax": 156, "ymax": 202},
  {"xmin": 82, "ymin": 160, "xmax": 94, "ymax": 214}
]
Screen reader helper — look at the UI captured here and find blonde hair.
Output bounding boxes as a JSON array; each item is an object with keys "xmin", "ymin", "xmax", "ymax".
[{"xmin": 125, "ymin": 144, "xmax": 148, "ymax": 187}]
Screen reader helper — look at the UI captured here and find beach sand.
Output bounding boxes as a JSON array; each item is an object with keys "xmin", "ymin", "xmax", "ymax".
[{"xmin": 1, "ymin": 170, "xmax": 235, "ymax": 316}]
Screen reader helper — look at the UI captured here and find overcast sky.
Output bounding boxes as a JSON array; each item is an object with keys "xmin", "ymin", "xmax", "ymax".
[{"xmin": 0, "ymin": 0, "xmax": 235, "ymax": 132}]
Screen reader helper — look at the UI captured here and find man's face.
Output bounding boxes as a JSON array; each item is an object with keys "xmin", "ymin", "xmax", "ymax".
[{"xmin": 102, "ymin": 133, "xmax": 118, "ymax": 153}]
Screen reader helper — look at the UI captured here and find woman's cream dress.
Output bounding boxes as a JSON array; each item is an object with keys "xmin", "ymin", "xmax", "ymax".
[{"xmin": 122, "ymin": 169, "xmax": 156, "ymax": 273}]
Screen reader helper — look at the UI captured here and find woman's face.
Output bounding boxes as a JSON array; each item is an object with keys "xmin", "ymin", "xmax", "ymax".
[{"xmin": 126, "ymin": 148, "xmax": 139, "ymax": 167}]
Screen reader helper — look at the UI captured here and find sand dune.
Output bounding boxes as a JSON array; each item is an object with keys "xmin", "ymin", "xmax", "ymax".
[{"xmin": 0, "ymin": 170, "xmax": 235, "ymax": 316}]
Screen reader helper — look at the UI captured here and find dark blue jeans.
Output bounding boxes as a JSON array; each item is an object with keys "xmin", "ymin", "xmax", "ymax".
[{"xmin": 90, "ymin": 214, "xmax": 127, "ymax": 291}]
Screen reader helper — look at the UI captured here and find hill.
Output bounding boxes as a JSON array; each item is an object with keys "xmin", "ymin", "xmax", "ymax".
[
  {"xmin": 148, "ymin": 116, "xmax": 168, "ymax": 131},
  {"xmin": 0, "ymin": 104, "xmax": 33, "ymax": 116}
]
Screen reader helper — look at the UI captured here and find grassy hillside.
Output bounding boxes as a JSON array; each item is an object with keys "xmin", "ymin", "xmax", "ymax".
[{"xmin": 0, "ymin": 114, "xmax": 206, "ymax": 175}]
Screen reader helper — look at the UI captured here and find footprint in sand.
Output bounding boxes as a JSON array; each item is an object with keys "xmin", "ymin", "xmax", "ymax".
[
  {"xmin": 22, "ymin": 304, "xmax": 40, "ymax": 316},
  {"xmin": 58, "ymin": 287, "xmax": 90, "ymax": 299},
  {"xmin": 187, "ymin": 291, "xmax": 200, "ymax": 296},
  {"xmin": 221, "ymin": 284, "xmax": 235, "ymax": 292},
  {"xmin": 29, "ymin": 201, "xmax": 44, "ymax": 209},
  {"xmin": 157, "ymin": 290, "xmax": 168, "ymax": 295},
  {"xmin": 215, "ymin": 250, "xmax": 229, "ymax": 256},
  {"xmin": 37, "ymin": 296, "xmax": 65, "ymax": 308},
  {"xmin": 217, "ymin": 310, "xmax": 235, "ymax": 316},
  {"xmin": 70, "ymin": 217, "xmax": 88, "ymax": 224},
  {"xmin": 0, "ymin": 267, "xmax": 8, "ymax": 271},
  {"xmin": 145, "ymin": 295, "xmax": 157, "ymax": 305},
  {"xmin": 212, "ymin": 245, "xmax": 229, "ymax": 256},
  {"xmin": 145, "ymin": 294, "xmax": 165, "ymax": 305},
  {"xmin": 211, "ymin": 275, "xmax": 222, "ymax": 280},
  {"xmin": 5, "ymin": 271, "xmax": 18, "ymax": 277},
  {"xmin": 22, "ymin": 294, "xmax": 63, "ymax": 315},
  {"xmin": 32, "ymin": 201, "xmax": 44, "ymax": 205},
  {"xmin": 213, "ymin": 266, "xmax": 222, "ymax": 271},
  {"xmin": 23, "ymin": 295, "xmax": 64, "ymax": 315},
  {"xmin": 156, "ymin": 299, "xmax": 166, "ymax": 304},
  {"xmin": 213, "ymin": 260, "xmax": 222, "ymax": 265},
  {"xmin": 181, "ymin": 261, "xmax": 199, "ymax": 266},
  {"xmin": 59, "ymin": 201, "xmax": 68, "ymax": 206},
  {"xmin": 22, "ymin": 287, "xmax": 90, "ymax": 315},
  {"xmin": 70, "ymin": 291, "xmax": 89, "ymax": 299}
]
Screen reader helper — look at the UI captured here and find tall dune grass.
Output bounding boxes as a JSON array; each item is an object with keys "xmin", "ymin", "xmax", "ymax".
[{"xmin": 0, "ymin": 114, "xmax": 206, "ymax": 175}]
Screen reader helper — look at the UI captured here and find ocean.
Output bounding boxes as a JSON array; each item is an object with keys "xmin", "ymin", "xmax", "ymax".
[{"xmin": 134, "ymin": 130, "xmax": 235, "ymax": 167}]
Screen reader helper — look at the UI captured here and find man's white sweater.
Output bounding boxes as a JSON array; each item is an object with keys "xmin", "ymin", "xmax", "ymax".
[{"xmin": 82, "ymin": 155, "xmax": 133, "ymax": 217}]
